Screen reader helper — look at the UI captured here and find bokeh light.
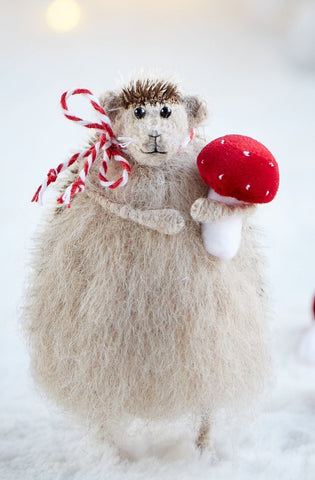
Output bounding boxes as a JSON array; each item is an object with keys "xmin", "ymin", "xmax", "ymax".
[{"xmin": 46, "ymin": 0, "xmax": 81, "ymax": 32}]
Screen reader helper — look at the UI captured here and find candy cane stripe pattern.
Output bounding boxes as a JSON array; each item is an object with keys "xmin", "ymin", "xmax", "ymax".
[{"xmin": 32, "ymin": 88, "xmax": 131, "ymax": 207}]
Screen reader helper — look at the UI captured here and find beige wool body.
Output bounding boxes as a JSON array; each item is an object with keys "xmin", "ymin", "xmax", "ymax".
[{"xmin": 25, "ymin": 81, "xmax": 270, "ymax": 439}]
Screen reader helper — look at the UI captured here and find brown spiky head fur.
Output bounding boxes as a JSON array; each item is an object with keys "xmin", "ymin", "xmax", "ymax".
[
  {"xmin": 24, "ymin": 76, "xmax": 271, "ymax": 447},
  {"xmin": 120, "ymin": 79, "xmax": 181, "ymax": 108}
]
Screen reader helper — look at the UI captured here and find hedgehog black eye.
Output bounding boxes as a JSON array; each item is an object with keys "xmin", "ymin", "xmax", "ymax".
[
  {"xmin": 160, "ymin": 106, "xmax": 172, "ymax": 118},
  {"xmin": 134, "ymin": 106, "xmax": 146, "ymax": 119}
]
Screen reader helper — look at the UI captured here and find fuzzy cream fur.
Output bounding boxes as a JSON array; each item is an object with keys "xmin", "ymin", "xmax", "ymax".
[{"xmin": 24, "ymin": 78, "xmax": 270, "ymax": 449}]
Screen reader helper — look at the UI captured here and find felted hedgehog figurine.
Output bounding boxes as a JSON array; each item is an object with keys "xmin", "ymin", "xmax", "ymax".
[{"xmin": 25, "ymin": 76, "xmax": 272, "ymax": 454}]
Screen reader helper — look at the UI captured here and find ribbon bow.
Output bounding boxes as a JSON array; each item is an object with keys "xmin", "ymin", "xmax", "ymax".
[{"xmin": 32, "ymin": 88, "xmax": 131, "ymax": 207}]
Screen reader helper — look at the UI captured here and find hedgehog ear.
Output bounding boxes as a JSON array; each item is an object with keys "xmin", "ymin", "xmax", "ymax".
[
  {"xmin": 182, "ymin": 95, "xmax": 208, "ymax": 128},
  {"xmin": 99, "ymin": 91, "xmax": 123, "ymax": 123}
]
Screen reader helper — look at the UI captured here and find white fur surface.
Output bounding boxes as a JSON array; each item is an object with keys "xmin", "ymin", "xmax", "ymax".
[
  {"xmin": 298, "ymin": 324, "xmax": 315, "ymax": 364},
  {"xmin": 2, "ymin": 307, "xmax": 315, "ymax": 480},
  {"xmin": 1, "ymin": 2, "xmax": 315, "ymax": 479}
]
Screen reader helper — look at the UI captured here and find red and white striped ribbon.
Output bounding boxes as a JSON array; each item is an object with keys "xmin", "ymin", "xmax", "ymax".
[{"xmin": 32, "ymin": 88, "xmax": 131, "ymax": 207}]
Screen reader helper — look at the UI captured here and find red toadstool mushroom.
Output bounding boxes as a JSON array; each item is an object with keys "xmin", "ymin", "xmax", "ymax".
[{"xmin": 196, "ymin": 134, "xmax": 280, "ymax": 259}]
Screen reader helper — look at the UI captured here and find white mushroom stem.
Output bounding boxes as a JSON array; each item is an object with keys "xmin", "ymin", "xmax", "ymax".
[{"xmin": 202, "ymin": 189, "xmax": 246, "ymax": 260}]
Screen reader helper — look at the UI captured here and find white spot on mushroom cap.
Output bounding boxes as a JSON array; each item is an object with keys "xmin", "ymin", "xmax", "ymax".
[
  {"xmin": 218, "ymin": 174, "xmax": 224, "ymax": 180},
  {"xmin": 269, "ymin": 162, "xmax": 274, "ymax": 167},
  {"xmin": 266, "ymin": 190, "xmax": 270, "ymax": 196},
  {"xmin": 201, "ymin": 159, "xmax": 205, "ymax": 164},
  {"xmin": 245, "ymin": 184, "xmax": 251, "ymax": 190},
  {"xmin": 243, "ymin": 151, "xmax": 250, "ymax": 156},
  {"xmin": 221, "ymin": 139, "xmax": 225, "ymax": 144}
]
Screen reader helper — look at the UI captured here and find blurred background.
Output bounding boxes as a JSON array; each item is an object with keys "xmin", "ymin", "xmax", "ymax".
[{"xmin": 0, "ymin": 0, "xmax": 315, "ymax": 477}]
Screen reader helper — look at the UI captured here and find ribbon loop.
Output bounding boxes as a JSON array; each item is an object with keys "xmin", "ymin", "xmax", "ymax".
[
  {"xmin": 60, "ymin": 88, "xmax": 112, "ymax": 132},
  {"xmin": 32, "ymin": 88, "xmax": 131, "ymax": 207}
]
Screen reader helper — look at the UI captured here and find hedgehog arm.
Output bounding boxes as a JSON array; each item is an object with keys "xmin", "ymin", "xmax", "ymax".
[
  {"xmin": 90, "ymin": 192, "xmax": 185, "ymax": 235},
  {"xmin": 190, "ymin": 197, "xmax": 256, "ymax": 223}
]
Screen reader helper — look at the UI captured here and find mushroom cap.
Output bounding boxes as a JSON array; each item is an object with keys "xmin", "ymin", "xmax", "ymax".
[{"xmin": 197, "ymin": 134, "xmax": 280, "ymax": 204}]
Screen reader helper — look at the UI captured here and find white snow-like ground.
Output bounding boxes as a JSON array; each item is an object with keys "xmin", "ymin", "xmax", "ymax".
[{"xmin": 1, "ymin": 1, "xmax": 315, "ymax": 479}]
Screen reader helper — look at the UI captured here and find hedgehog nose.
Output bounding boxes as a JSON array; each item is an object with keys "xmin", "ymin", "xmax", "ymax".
[{"xmin": 148, "ymin": 131, "xmax": 161, "ymax": 139}]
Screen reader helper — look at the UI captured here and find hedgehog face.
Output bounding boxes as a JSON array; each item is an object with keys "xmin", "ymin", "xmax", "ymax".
[
  {"xmin": 100, "ymin": 78, "xmax": 208, "ymax": 166},
  {"xmin": 115, "ymin": 101, "xmax": 190, "ymax": 166}
]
